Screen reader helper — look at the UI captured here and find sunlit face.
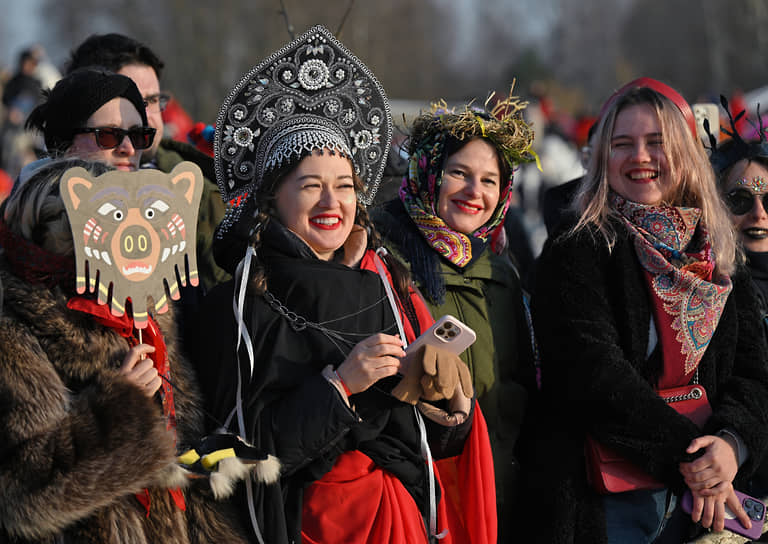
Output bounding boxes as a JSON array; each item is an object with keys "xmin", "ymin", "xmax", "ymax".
[
  {"xmin": 119, "ymin": 63, "xmax": 163, "ymax": 160},
  {"xmin": 724, "ymin": 160, "xmax": 768, "ymax": 253},
  {"xmin": 437, "ymin": 138, "xmax": 502, "ymax": 234},
  {"xmin": 607, "ymin": 103, "xmax": 672, "ymax": 205},
  {"xmin": 274, "ymin": 151, "xmax": 357, "ymax": 260},
  {"xmin": 67, "ymin": 97, "xmax": 144, "ymax": 171}
]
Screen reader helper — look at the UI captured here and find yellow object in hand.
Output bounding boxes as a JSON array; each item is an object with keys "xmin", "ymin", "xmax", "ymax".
[
  {"xmin": 201, "ymin": 448, "xmax": 236, "ymax": 470},
  {"xmin": 178, "ymin": 449, "xmax": 201, "ymax": 466}
]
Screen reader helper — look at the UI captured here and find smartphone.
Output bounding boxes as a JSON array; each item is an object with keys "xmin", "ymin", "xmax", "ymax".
[
  {"xmin": 681, "ymin": 489, "xmax": 765, "ymax": 540},
  {"xmin": 405, "ymin": 315, "xmax": 476, "ymax": 356}
]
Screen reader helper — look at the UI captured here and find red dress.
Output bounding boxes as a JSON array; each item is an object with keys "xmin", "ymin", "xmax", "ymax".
[{"xmin": 301, "ymin": 250, "xmax": 497, "ymax": 544}]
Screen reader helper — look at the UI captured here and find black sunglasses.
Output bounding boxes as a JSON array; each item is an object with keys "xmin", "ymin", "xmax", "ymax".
[
  {"xmin": 72, "ymin": 126, "xmax": 156, "ymax": 150},
  {"xmin": 725, "ymin": 188, "xmax": 768, "ymax": 215}
]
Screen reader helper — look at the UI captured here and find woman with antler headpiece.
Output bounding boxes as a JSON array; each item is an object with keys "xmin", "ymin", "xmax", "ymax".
[
  {"xmin": 371, "ymin": 91, "xmax": 538, "ymax": 538},
  {"xmin": 710, "ymin": 98, "xmax": 768, "ymax": 511},
  {"xmin": 521, "ymin": 79, "xmax": 768, "ymax": 543},
  {"xmin": 196, "ymin": 26, "xmax": 496, "ymax": 544},
  {"xmin": 710, "ymin": 99, "xmax": 768, "ymax": 321}
]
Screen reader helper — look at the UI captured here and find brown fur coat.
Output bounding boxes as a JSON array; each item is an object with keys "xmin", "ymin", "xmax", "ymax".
[{"xmin": 0, "ymin": 264, "xmax": 248, "ymax": 544}]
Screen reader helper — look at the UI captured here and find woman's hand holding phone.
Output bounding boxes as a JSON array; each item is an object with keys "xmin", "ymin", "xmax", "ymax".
[
  {"xmin": 680, "ymin": 435, "xmax": 750, "ymax": 533},
  {"xmin": 336, "ymin": 333, "xmax": 405, "ymax": 395},
  {"xmin": 681, "ymin": 486, "xmax": 765, "ymax": 538},
  {"xmin": 689, "ymin": 485, "xmax": 751, "ymax": 533}
]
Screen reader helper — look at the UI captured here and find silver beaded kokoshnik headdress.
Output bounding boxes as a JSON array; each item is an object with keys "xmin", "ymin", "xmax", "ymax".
[{"xmin": 214, "ymin": 25, "xmax": 392, "ymax": 207}]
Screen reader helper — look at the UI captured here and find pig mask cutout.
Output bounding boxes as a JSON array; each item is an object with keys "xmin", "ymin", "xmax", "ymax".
[{"xmin": 61, "ymin": 162, "xmax": 203, "ymax": 328}]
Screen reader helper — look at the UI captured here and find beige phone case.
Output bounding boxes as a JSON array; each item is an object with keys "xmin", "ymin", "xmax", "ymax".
[{"xmin": 405, "ymin": 314, "xmax": 476, "ymax": 356}]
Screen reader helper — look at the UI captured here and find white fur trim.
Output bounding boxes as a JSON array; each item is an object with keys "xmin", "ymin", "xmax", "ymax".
[
  {"xmin": 208, "ymin": 454, "xmax": 282, "ymax": 499},
  {"xmin": 253, "ymin": 454, "xmax": 281, "ymax": 484},
  {"xmin": 209, "ymin": 456, "xmax": 252, "ymax": 499},
  {"xmin": 155, "ymin": 463, "xmax": 191, "ymax": 489}
]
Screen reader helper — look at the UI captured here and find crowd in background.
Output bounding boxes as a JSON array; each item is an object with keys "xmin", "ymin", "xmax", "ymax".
[
  {"xmin": 2, "ymin": 27, "xmax": 768, "ymax": 544},
  {"xmin": 2, "ymin": 44, "xmax": 760, "ymax": 277}
]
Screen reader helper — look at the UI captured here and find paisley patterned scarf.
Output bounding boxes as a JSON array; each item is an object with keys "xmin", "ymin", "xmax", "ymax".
[
  {"xmin": 399, "ymin": 135, "xmax": 512, "ymax": 269},
  {"xmin": 612, "ymin": 194, "xmax": 732, "ymax": 388}
]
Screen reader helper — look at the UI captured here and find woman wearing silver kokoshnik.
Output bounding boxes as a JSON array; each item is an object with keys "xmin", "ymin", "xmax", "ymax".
[{"xmin": 194, "ymin": 25, "xmax": 497, "ymax": 544}]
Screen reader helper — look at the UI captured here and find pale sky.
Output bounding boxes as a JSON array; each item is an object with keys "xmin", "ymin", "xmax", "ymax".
[{"xmin": 1, "ymin": 0, "xmax": 52, "ymax": 71}]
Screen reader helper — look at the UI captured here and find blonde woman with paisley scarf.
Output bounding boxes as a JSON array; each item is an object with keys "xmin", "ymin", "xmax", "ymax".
[
  {"xmin": 371, "ymin": 92, "xmax": 538, "ymax": 539},
  {"xmin": 521, "ymin": 79, "xmax": 768, "ymax": 544}
]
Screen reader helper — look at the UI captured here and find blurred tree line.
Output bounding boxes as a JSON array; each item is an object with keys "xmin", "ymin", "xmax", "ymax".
[{"xmin": 43, "ymin": 0, "xmax": 768, "ymax": 122}]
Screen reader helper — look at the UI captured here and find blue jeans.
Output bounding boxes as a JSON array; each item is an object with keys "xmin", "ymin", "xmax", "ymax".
[{"xmin": 604, "ymin": 488, "xmax": 678, "ymax": 544}]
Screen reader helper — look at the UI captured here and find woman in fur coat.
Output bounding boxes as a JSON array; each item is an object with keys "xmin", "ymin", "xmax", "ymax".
[
  {"xmin": 0, "ymin": 158, "xmax": 248, "ymax": 543},
  {"xmin": 522, "ymin": 79, "xmax": 768, "ymax": 543}
]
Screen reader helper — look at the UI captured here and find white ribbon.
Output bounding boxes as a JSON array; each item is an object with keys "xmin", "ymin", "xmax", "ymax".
[
  {"xmin": 373, "ymin": 248, "xmax": 407, "ymax": 348},
  {"xmin": 415, "ymin": 406, "xmax": 449, "ymax": 540},
  {"xmin": 374, "ymin": 247, "xmax": 446, "ymax": 539},
  {"xmin": 227, "ymin": 245, "xmax": 265, "ymax": 544}
]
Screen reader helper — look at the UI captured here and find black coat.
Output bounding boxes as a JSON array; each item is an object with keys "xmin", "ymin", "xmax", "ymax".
[
  {"xmin": 520, "ymin": 220, "xmax": 768, "ymax": 544},
  {"xmin": 196, "ymin": 223, "xmax": 471, "ymax": 544},
  {"xmin": 746, "ymin": 250, "xmax": 768, "ymax": 323}
]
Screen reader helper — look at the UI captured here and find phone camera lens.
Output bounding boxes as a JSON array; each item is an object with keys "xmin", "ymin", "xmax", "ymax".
[
  {"xmin": 435, "ymin": 328, "xmax": 445, "ymax": 337},
  {"xmin": 447, "ymin": 330, "xmax": 457, "ymax": 338},
  {"xmin": 744, "ymin": 498, "xmax": 764, "ymax": 520},
  {"xmin": 444, "ymin": 322, "xmax": 453, "ymax": 329}
]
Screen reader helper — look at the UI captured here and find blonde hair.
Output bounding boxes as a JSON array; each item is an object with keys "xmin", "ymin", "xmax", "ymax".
[
  {"xmin": 572, "ymin": 87, "xmax": 738, "ymax": 276},
  {"xmin": 2, "ymin": 159, "xmax": 111, "ymax": 256}
]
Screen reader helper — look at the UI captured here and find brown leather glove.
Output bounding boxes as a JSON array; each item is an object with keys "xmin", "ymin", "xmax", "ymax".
[{"xmin": 391, "ymin": 344, "xmax": 474, "ymax": 404}]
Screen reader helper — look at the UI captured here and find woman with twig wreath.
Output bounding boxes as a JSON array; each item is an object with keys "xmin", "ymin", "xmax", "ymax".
[{"xmin": 371, "ymin": 92, "xmax": 539, "ymax": 539}]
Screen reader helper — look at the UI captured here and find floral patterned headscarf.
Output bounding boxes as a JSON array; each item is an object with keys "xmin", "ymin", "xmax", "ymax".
[
  {"xmin": 400, "ymin": 135, "xmax": 511, "ymax": 268},
  {"xmin": 400, "ymin": 90, "xmax": 538, "ymax": 268}
]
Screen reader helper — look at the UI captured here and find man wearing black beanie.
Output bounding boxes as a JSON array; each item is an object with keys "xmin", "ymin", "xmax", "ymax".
[{"xmin": 66, "ymin": 33, "xmax": 229, "ymax": 291}]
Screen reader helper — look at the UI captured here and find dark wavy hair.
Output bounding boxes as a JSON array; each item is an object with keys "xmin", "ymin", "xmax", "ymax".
[{"xmin": 245, "ymin": 150, "xmax": 414, "ymax": 306}]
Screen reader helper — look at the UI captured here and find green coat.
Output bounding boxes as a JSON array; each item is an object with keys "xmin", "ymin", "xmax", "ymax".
[
  {"xmin": 153, "ymin": 139, "xmax": 230, "ymax": 291},
  {"xmin": 422, "ymin": 245, "xmax": 533, "ymax": 431},
  {"xmin": 372, "ymin": 199, "xmax": 535, "ymax": 537}
]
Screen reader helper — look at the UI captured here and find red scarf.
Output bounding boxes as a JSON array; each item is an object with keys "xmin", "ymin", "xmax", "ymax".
[
  {"xmin": 0, "ymin": 219, "xmax": 75, "ymax": 289},
  {"xmin": 300, "ymin": 251, "xmax": 496, "ymax": 543},
  {"xmin": 359, "ymin": 250, "xmax": 433, "ymax": 340},
  {"xmin": 66, "ymin": 296, "xmax": 185, "ymax": 514},
  {"xmin": 435, "ymin": 408, "xmax": 497, "ymax": 544},
  {"xmin": 301, "ymin": 408, "xmax": 496, "ymax": 544},
  {"xmin": 614, "ymin": 195, "xmax": 732, "ymax": 387},
  {"xmin": 302, "ymin": 450, "xmax": 439, "ymax": 543}
]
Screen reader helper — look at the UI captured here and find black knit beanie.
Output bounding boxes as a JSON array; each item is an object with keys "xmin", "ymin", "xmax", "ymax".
[{"xmin": 26, "ymin": 68, "xmax": 148, "ymax": 154}]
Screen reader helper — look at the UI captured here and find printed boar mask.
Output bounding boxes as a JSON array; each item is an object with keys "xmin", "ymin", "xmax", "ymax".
[{"xmin": 61, "ymin": 162, "xmax": 203, "ymax": 328}]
